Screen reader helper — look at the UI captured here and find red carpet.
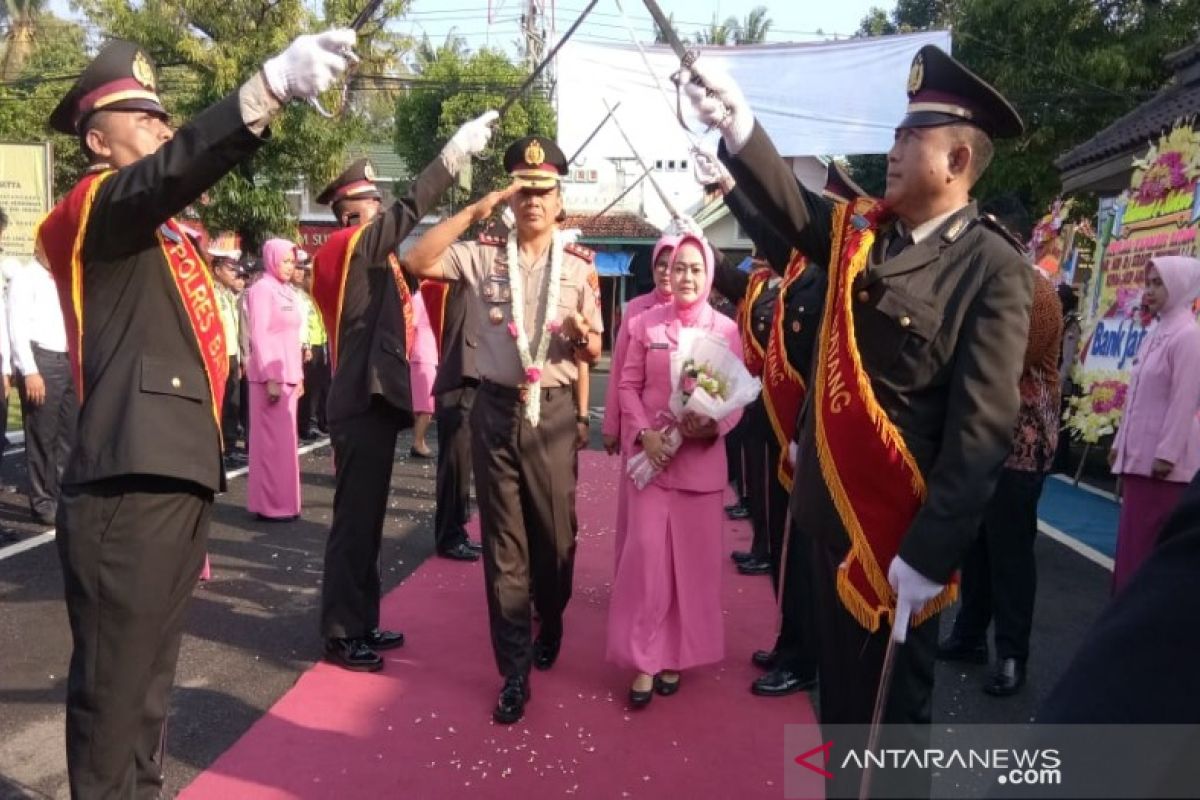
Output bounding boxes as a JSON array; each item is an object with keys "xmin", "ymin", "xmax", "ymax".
[{"xmin": 181, "ymin": 451, "xmax": 819, "ymax": 799}]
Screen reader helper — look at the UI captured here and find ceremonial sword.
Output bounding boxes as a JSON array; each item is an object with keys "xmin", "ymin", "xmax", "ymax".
[
  {"xmin": 567, "ymin": 102, "xmax": 621, "ymax": 166},
  {"xmin": 589, "ymin": 165, "xmax": 654, "ymax": 221},
  {"xmin": 859, "ymin": 613, "xmax": 904, "ymax": 800},
  {"xmin": 309, "ymin": 0, "xmax": 386, "ymax": 118},
  {"xmin": 496, "ymin": 0, "xmax": 602, "ymax": 119},
  {"xmin": 637, "ymin": 0, "xmax": 718, "ymax": 100}
]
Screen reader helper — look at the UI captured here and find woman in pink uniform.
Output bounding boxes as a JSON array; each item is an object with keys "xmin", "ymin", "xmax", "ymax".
[
  {"xmin": 409, "ymin": 288, "xmax": 439, "ymax": 457},
  {"xmin": 245, "ymin": 239, "xmax": 305, "ymax": 521},
  {"xmin": 608, "ymin": 234, "xmax": 744, "ymax": 707},
  {"xmin": 601, "ymin": 234, "xmax": 677, "ymax": 563},
  {"xmin": 1109, "ymin": 255, "xmax": 1200, "ymax": 593}
]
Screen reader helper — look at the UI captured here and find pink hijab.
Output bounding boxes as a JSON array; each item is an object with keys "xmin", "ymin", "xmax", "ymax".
[
  {"xmin": 669, "ymin": 233, "xmax": 715, "ymax": 326},
  {"xmin": 651, "ymin": 234, "xmax": 681, "ymax": 303},
  {"xmin": 261, "ymin": 238, "xmax": 297, "ymax": 284}
]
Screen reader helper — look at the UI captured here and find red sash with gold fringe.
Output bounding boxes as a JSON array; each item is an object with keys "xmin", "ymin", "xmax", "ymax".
[
  {"xmin": 762, "ymin": 251, "xmax": 809, "ymax": 491},
  {"xmin": 387, "ymin": 253, "xmax": 417, "ymax": 359},
  {"xmin": 813, "ymin": 199, "xmax": 957, "ymax": 632},
  {"xmin": 39, "ymin": 171, "xmax": 228, "ymax": 429},
  {"xmin": 736, "ymin": 267, "xmax": 773, "ymax": 378},
  {"xmin": 311, "ymin": 225, "xmax": 362, "ymax": 370}
]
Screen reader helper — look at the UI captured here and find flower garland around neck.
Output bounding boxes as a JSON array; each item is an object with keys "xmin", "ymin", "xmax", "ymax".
[{"xmin": 506, "ymin": 229, "xmax": 564, "ymax": 426}]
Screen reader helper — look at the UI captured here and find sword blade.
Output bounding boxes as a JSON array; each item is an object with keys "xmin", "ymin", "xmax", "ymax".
[
  {"xmin": 603, "ymin": 99, "xmax": 679, "ymax": 219},
  {"xmin": 349, "ymin": 0, "xmax": 384, "ymax": 31},
  {"xmin": 859, "ymin": 633, "xmax": 901, "ymax": 800},
  {"xmin": 590, "ymin": 166, "xmax": 653, "ymax": 221},
  {"xmin": 640, "ymin": 0, "xmax": 689, "ymax": 61},
  {"xmin": 497, "ymin": 0, "xmax": 602, "ymax": 118},
  {"xmin": 567, "ymin": 102, "xmax": 620, "ymax": 166}
]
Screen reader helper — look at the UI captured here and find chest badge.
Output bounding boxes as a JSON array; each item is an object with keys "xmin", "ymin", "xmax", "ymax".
[{"xmin": 488, "ymin": 307, "xmax": 505, "ymax": 325}]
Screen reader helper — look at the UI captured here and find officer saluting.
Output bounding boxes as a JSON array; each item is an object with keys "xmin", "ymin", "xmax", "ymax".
[
  {"xmin": 404, "ymin": 136, "xmax": 603, "ymax": 725},
  {"xmin": 683, "ymin": 45, "xmax": 1032, "ymax": 797},
  {"xmin": 37, "ymin": 33, "xmax": 352, "ymax": 797},
  {"xmin": 310, "ymin": 114, "xmax": 496, "ymax": 673}
]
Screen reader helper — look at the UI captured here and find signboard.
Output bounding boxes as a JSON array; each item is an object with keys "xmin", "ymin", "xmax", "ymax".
[
  {"xmin": 1067, "ymin": 123, "xmax": 1200, "ymax": 442},
  {"xmin": 0, "ymin": 142, "xmax": 53, "ymax": 258},
  {"xmin": 298, "ymin": 223, "xmax": 337, "ymax": 252}
]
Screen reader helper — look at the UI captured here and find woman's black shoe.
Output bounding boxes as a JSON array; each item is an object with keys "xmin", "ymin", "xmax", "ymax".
[
  {"xmin": 409, "ymin": 447, "xmax": 434, "ymax": 459},
  {"xmin": 629, "ymin": 686, "xmax": 653, "ymax": 708},
  {"xmin": 654, "ymin": 673, "xmax": 681, "ymax": 696}
]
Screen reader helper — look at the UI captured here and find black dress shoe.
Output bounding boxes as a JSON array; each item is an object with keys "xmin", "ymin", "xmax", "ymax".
[
  {"xmin": 983, "ymin": 658, "xmax": 1026, "ymax": 697},
  {"xmin": 654, "ymin": 673, "xmax": 681, "ymax": 696},
  {"xmin": 937, "ymin": 634, "xmax": 989, "ymax": 664},
  {"xmin": 438, "ymin": 541, "xmax": 481, "ymax": 562},
  {"xmin": 533, "ymin": 634, "xmax": 561, "ymax": 670},
  {"xmin": 751, "ymin": 649, "xmax": 777, "ymax": 670},
  {"xmin": 493, "ymin": 675, "xmax": 530, "ymax": 724},
  {"xmin": 409, "ymin": 447, "xmax": 434, "ymax": 459},
  {"xmin": 324, "ymin": 638, "xmax": 383, "ymax": 672},
  {"xmin": 730, "ymin": 550, "xmax": 755, "ymax": 564},
  {"xmin": 0, "ymin": 528, "xmax": 19, "ymax": 546},
  {"xmin": 465, "ymin": 539, "xmax": 483, "ymax": 552},
  {"xmin": 366, "ymin": 629, "xmax": 405, "ymax": 651},
  {"xmin": 629, "ymin": 685, "xmax": 653, "ymax": 708},
  {"xmin": 726, "ymin": 505, "xmax": 751, "ymax": 521},
  {"xmin": 299, "ymin": 430, "xmax": 319, "ymax": 442},
  {"xmin": 752, "ymin": 668, "xmax": 817, "ymax": 697},
  {"xmin": 737, "ymin": 557, "xmax": 771, "ymax": 575},
  {"xmin": 34, "ymin": 509, "xmax": 57, "ymax": 526}
]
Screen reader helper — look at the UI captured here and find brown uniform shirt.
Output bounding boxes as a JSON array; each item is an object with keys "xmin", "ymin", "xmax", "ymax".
[{"xmin": 442, "ymin": 235, "xmax": 603, "ymax": 388}]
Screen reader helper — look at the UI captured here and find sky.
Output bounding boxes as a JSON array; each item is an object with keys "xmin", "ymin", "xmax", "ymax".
[{"xmin": 47, "ymin": 0, "xmax": 890, "ymax": 51}]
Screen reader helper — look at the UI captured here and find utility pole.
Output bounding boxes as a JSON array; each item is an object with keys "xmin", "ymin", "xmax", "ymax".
[{"xmin": 521, "ymin": 0, "xmax": 555, "ymax": 100}]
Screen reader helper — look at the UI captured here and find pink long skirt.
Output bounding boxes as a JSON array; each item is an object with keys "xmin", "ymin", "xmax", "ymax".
[
  {"xmin": 410, "ymin": 360, "xmax": 437, "ymax": 415},
  {"xmin": 247, "ymin": 382, "xmax": 302, "ymax": 519},
  {"xmin": 1112, "ymin": 474, "xmax": 1186, "ymax": 595},
  {"xmin": 606, "ymin": 481, "xmax": 725, "ymax": 675}
]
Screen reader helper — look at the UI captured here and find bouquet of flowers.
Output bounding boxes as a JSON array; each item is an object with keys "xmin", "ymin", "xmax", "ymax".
[
  {"xmin": 626, "ymin": 328, "xmax": 761, "ymax": 490},
  {"xmin": 1063, "ymin": 368, "xmax": 1128, "ymax": 444}
]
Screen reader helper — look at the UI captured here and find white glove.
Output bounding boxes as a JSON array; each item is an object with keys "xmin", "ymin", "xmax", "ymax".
[
  {"xmin": 262, "ymin": 29, "xmax": 357, "ymax": 103},
  {"xmin": 787, "ymin": 442, "xmax": 798, "ymax": 468},
  {"xmin": 662, "ymin": 214, "xmax": 702, "ymax": 238},
  {"xmin": 442, "ymin": 110, "xmax": 499, "ymax": 175},
  {"xmin": 887, "ymin": 556, "xmax": 945, "ymax": 644},
  {"xmin": 677, "ymin": 63, "xmax": 754, "ymax": 155},
  {"xmin": 691, "ymin": 144, "xmax": 732, "ymax": 186}
]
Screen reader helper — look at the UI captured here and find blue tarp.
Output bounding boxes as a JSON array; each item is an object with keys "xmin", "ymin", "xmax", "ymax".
[{"xmin": 595, "ymin": 250, "xmax": 634, "ymax": 277}]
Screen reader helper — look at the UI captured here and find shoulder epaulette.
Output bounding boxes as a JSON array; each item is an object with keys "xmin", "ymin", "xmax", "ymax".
[
  {"xmin": 565, "ymin": 242, "xmax": 594, "ymax": 262},
  {"xmin": 976, "ymin": 213, "xmax": 1029, "ymax": 255},
  {"xmin": 478, "ymin": 233, "xmax": 507, "ymax": 247}
]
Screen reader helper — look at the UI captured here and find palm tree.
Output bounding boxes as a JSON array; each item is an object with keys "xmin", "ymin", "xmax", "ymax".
[
  {"xmin": 1, "ymin": 0, "xmax": 45, "ymax": 80},
  {"xmin": 694, "ymin": 13, "xmax": 739, "ymax": 46},
  {"xmin": 735, "ymin": 6, "xmax": 773, "ymax": 45}
]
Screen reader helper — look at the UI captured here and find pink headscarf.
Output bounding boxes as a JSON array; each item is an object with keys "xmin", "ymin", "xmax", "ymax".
[
  {"xmin": 261, "ymin": 238, "xmax": 297, "ymax": 283},
  {"xmin": 1149, "ymin": 256, "xmax": 1200, "ymax": 318},
  {"xmin": 651, "ymin": 234, "xmax": 680, "ymax": 302},
  {"xmin": 669, "ymin": 234, "xmax": 715, "ymax": 327}
]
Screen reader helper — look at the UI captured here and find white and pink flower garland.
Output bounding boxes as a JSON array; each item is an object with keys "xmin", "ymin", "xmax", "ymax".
[{"xmin": 505, "ymin": 230, "xmax": 564, "ymax": 426}]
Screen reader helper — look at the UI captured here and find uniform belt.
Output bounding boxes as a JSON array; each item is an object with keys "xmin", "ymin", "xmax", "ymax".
[{"xmin": 479, "ymin": 378, "xmax": 571, "ymax": 405}]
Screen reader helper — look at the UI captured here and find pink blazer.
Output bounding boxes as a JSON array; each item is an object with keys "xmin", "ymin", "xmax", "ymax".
[
  {"xmin": 245, "ymin": 277, "xmax": 304, "ymax": 385},
  {"xmin": 602, "ymin": 291, "xmax": 671, "ymax": 441},
  {"xmin": 1112, "ymin": 312, "xmax": 1200, "ymax": 482},
  {"xmin": 618, "ymin": 303, "xmax": 744, "ymax": 493}
]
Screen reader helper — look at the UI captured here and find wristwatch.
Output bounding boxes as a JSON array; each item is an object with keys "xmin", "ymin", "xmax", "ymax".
[{"xmin": 576, "ymin": 415, "xmax": 590, "ymax": 426}]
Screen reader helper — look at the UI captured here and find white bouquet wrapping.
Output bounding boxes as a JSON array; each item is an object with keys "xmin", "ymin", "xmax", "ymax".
[{"xmin": 626, "ymin": 328, "xmax": 761, "ymax": 490}]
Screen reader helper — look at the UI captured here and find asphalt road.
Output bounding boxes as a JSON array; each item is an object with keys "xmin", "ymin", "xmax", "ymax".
[{"xmin": 0, "ymin": 372, "xmax": 1114, "ymax": 799}]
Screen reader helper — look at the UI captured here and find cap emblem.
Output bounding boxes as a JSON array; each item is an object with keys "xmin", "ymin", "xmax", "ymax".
[
  {"xmin": 907, "ymin": 53, "xmax": 924, "ymax": 96},
  {"xmin": 132, "ymin": 51, "xmax": 156, "ymax": 91},
  {"xmin": 363, "ymin": 162, "xmax": 376, "ymax": 181},
  {"xmin": 524, "ymin": 139, "xmax": 545, "ymax": 167}
]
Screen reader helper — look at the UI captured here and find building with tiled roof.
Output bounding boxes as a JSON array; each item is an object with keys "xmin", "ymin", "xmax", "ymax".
[{"xmin": 1057, "ymin": 42, "xmax": 1200, "ymax": 194}]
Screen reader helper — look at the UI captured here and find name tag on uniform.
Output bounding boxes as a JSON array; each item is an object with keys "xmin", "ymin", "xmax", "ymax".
[{"xmin": 650, "ymin": 342, "xmax": 669, "ymax": 350}]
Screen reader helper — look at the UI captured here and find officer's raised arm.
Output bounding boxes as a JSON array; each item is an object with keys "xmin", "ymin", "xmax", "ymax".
[{"xmin": 402, "ymin": 184, "xmax": 520, "ymax": 281}]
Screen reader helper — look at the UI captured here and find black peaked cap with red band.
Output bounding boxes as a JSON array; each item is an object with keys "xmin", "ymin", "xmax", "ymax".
[
  {"xmin": 50, "ymin": 40, "xmax": 168, "ymax": 135},
  {"xmin": 316, "ymin": 158, "xmax": 382, "ymax": 206},
  {"xmin": 503, "ymin": 136, "xmax": 567, "ymax": 189},
  {"xmin": 900, "ymin": 45, "xmax": 1023, "ymax": 139}
]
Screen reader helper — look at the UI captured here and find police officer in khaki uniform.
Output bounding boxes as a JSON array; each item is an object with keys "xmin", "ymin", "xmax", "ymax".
[{"xmin": 404, "ymin": 136, "xmax": 603, "ymax": 725}]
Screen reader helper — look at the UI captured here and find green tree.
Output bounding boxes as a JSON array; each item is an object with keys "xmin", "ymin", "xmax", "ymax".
[
  {"xmin": 72, "ymin": 0, "xmax": 409, "ymax": 247},
  {"xmin": 1, "ymin": 0, "xmax": 45, "ymax": 80},
  {"xmin": 695, "ymin": 14, "xmax": 739, "ymax": 46},
  {"xmin": 857, "ymin": 7, "xmax": 898, "ymax": 36},
  {"xmin": 0, "ymin": 13, "xmax": 90, "ymax": 192},
  {"xmin": 652, "ymin": 12, "xmax": 678, "ymax": 44},
  {"xmin": 849, "ymin": 0, "xmax": 1200, "ymax": 223},
  {"xmin": 393, "ymin": 44, "xmax": 555, "ymax": 207},
  {"xmin": 734, "ymin": 7, "xmax": 773, "ymax": 44}
]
